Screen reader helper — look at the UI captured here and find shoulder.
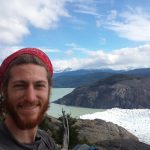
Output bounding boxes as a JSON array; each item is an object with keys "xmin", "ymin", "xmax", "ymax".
[
  {"xmin": 0, "ymin": 122, "xmax": 4, "ymax": 130},
  {"xmin": 37, "ymin": 129, "xmax": 58, "ymax": 149},
  {"xmin": 37, "ymin": 129, "xmax": 52, "ymax": 140},
  {"xmin": 0, "ymin": 122, "xmax": 10, "ymax": 137},
  {"xmin": 0, "ymin": 122, "xmax": 16, "ymax": 149}
]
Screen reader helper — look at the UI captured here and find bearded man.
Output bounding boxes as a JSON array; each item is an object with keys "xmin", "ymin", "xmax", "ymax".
[{"xmin": 0, "ymin": 48, "xmax": 57, "ymax": 150}]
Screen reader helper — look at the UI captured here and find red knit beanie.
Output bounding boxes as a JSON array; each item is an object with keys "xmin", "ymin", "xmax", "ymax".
[{"xmin": 0, "ymin": 48, "xmax": 53, "ymax": 88}]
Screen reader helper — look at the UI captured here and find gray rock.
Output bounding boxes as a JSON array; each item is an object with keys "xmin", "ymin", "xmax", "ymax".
[
  {"xmin": 96, "ymin": 139, "xmax": 150, "ymax": 150},
  {"xmin": 75, "ymin": 119, "xmax": 138, "ymax": 144}
]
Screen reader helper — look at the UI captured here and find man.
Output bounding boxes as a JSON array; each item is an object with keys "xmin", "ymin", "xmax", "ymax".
[{"xmin": 0, "ymin": 48, "xmax": 57, "ymax": 149}]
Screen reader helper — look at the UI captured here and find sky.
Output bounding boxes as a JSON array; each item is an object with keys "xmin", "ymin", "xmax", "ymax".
[{"xmin": 0, "ymin": 0, "xmax": 150, "ymax": 72}]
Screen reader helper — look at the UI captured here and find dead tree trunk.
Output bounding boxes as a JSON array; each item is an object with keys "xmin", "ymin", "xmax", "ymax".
[{"xmin": 62, "ymin": 110, "xmax": 69, "ymax": 150}]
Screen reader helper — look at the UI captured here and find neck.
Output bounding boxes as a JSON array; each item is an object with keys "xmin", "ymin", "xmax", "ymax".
[{"xmin": 4, "ymin": 116, "xmax": 38, "ymax": 144}]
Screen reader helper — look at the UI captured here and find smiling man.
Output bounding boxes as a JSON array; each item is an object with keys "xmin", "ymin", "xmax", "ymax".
[{"xmin": 0, "ymin": 48, "xmax": 57, "ymax": 150}]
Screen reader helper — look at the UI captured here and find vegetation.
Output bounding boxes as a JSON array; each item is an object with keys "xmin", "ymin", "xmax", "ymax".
[
  {"xmin": 58, "ymin": 113, "xmax": 79, "ymax": 148},
  {"xmin": 39, "ymin": 113, "xmax": 89, "ymax": 149}
]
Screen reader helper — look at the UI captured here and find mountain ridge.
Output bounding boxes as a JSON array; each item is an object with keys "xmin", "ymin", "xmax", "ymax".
[{"xmin": 53, "ymin": 68, "xmax": 150, "ymax": 88}]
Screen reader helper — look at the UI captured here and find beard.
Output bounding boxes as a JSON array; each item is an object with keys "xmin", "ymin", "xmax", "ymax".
[{"xmin": 5, "ymin": 97, "xmax": 49, "ymax": 130}]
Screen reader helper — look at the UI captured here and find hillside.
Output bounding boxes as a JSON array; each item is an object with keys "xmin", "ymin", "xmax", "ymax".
[
  {"xmin": 52, "ymin": 68, "xmax": 150, "ymax": 88},
  {"xmin": 53, "ymin": 71, "xmax": 115, "ymax": 88},
  {"xmin": 54, "ymin": 74, "xmax": 150, "ymax": 109}
]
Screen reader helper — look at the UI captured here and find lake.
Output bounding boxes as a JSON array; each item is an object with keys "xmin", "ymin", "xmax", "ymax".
[{"xmin": 47, "ymin": 88, "xmax": 105, "ymax": 118}]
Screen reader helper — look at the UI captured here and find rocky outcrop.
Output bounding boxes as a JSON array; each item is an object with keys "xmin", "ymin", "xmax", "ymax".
[
  {"xmin": 73, "ymin": 140, "xmax": 150, "ymax": 150},
  {"xmin": 43, "ymin": 116, "xmax": 150, "ymax": 150},
  {"xmin": 96, "ymin": 139, "xmax": 150, "ymax": 150},
  {"xmin": 54, "ymin": 75, "xmax": 150, "ymax": 108},
  {"xmin": 74, "ymin": 119, "xmax": 138, "ymax": 144}
]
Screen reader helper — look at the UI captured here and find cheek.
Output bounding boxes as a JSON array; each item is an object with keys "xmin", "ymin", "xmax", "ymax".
[
  {"xmin": 43, "ymin": 87, "xmax": 50, "ymax": 96},
  {"xmin": 9, "ymin": 89, "xmax": 22, "ymax": 97},
  {"xmin": 42, "ymin": 90, "xmax": 50, "ymax": 103},
  {"xmin": 7, "ymin": 88, "xmax": 24, "ymax": 103},
  {"xmin": 42, "ymin": 91, "xmax": 50, "ymax": 101}
]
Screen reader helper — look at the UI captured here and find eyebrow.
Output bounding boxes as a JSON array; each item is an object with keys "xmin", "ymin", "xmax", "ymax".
[
  {"xmin": 12, "ymin": 80, "xmax": 27, "ymax": 84},
  {"xmin": 35, "ymin": 80, "xmax": 48, "ymax": 84},
  {"xmin": 12, "ymin": 80, "xmax": 47, "ymax": 84}
]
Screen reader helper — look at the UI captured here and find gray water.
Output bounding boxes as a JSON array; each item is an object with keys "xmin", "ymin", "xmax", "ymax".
[{"xmin": 47, "ymin": 88, "xmax": 105, "ymax": 118}]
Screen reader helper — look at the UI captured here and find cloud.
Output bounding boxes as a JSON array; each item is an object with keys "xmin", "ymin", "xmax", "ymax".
[
  {"xmin": 64, "ymin": 43, "xmax": 94, "ymax": 58},
  {"xmin": 0, "ymin": 0, "xmax": 69, "ymax": 46},
  {"xmin": 104, "ymin": 7, "xmax": 150, "ymax": 42},
  {"xmin": 1, "ymin": 44, "xmax": 150, "ymax": 72},
  {"xmin": 74, "ymin": 5, "xmax": 99, "ymax": 16},
  {"xmin": 72, "ymin": 0, "xmax": 100, "ymax": 17},
  {"xmin": 42, "ymin": 48, "xmax": 61, "ymax": 53},
  {"xmin": 0, "ymin": 46, "xmax": 60, "ymax": 65},
  {"xmin": 53, "ymin": 44, "xmax": 150, "ymax": 71},
  {"xmin": 0, "ymin": 46, "xmax": 23, "ymax": 63}
]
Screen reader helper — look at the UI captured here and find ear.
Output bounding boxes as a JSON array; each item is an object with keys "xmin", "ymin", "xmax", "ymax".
[
  {"xmin": 0, "ymin": 91, "xmax": 5, "ymax": 102},
  {"xmin": 0, "ymin": 90, "xmax": 7, "ymax": 120},
  {"xmin": 0, "ymin": 87, "xmax": 7, "ymax": 101}
]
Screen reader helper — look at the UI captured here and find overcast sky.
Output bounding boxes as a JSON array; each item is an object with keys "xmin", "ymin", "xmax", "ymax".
[{"xmin": 0, "ymin": 0, "xmax": 150, "ymax": 72}]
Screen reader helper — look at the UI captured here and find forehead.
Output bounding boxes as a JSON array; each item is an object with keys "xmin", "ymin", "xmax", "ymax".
[{"xmin": 9, "ymin": 64, "xmax": 48, "ymax": 81}]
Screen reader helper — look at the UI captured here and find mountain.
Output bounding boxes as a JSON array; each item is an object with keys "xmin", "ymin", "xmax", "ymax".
[
  {"xmin": 52, "ymin": 68, "xmax": 150, "ymax": 88},
  {"xmin": 125, "ymin": 68, "xmax": 150, "ymax": 76},
  {"xmin": 54, "ymin": 74, "xmax": 150, "ymax": 109},
  {"xmin": 54, "ymin": 69, "xmax": 122, "ymax": 77},
  {"xmin": 53, "ymin": 72, "xmax": 115, "ymax": 88},
  {"xmin": 52, "ymin": 69, "xmax": 124, "ymax": 88}
]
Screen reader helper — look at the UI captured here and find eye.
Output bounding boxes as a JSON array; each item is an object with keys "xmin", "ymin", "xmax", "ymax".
[
  {"xmin": 34, "ymin": 83, "xmax": 47, "ymax": 89},
  {"xmin": 13, "ymin": 83, "xmax": 26, "ymax": 89},
  {"xmin": 12, "ymin": 81, "xmax": 27, "ymax": 90},
  {"xmin": 36, "ymin": 84, "xmax": 45, "ymax": 87}
]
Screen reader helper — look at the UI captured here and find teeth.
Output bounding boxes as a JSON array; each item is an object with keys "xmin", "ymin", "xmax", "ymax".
[
  {"xmin": 18, "ymin": 104, "xmax": 39, "ymax": 109},
  {"xmin": 23, "ymin": 106, "xmax": 35, "ymax": 108}
]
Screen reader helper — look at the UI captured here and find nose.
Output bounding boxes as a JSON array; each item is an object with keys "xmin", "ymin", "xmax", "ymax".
[{"xmin": 24, "ymin": 85, "xmax": 36, "ymax": 102}]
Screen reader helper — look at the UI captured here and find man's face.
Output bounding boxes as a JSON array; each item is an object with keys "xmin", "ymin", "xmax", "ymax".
[{"xmin": 5, "ymin": 64, "xmax": 50, "ymax": 129}]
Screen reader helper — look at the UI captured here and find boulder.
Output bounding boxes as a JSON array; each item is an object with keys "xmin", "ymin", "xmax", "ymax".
[
  {"xmin": 75, "ymin": 119, "xmax": 138, "ymax": 144},
  {"xmin": 96, "ymin": 139, "xmax": 150, "ymax": 150}
]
